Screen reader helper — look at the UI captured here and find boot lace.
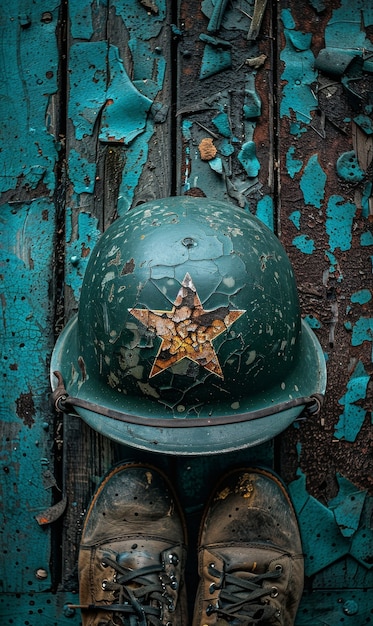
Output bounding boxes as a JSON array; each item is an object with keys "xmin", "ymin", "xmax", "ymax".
[
  {"xmin": 71, "ymin": 553, "xmax": 179, "ymax": 626},
  {"xmin": 205, "ymin": 562, "xmax": 283, "ymax": 625}
]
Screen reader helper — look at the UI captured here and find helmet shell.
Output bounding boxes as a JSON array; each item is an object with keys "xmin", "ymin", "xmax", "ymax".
[{"xmin": 51, "ymin": 197, "xmax": 326, "ymax": 454}]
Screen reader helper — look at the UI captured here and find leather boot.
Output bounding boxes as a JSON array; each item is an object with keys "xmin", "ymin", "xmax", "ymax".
[
  {"xmin": 75, "ymin": 463, "xmax": 188, "ymax": 626},
  {"xmin": 193, "ymin": 468, "xmax": 304, "ymax": 625}
]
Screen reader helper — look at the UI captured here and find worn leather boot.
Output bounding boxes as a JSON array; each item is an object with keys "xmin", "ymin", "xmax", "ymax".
[
  {"xmin": 193, "ymin": 468, "xmax": 304, "ymax": 626},
  {"xmin": 75, "ymin": 463, "xmax": 188, "ymax": 626}
]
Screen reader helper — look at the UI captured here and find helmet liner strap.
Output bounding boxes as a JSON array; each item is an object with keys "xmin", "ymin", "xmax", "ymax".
[{"xmin": 52, "ymin": 371, "xmax": 323, "ymax": 428}]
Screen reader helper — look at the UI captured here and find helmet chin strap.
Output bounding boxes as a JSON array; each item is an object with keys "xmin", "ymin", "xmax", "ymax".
[{"xmin": 52, "ymin": 372, "xmax": 323, "ymax": 428}]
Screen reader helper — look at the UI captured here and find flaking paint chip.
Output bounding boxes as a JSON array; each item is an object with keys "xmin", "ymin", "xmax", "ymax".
[{"xmin": 198, "ymin": 137, "xmax": 217, "ymax": 161}]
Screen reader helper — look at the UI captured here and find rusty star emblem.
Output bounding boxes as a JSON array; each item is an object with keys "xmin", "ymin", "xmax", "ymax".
[{"xmin": 129, "ymin": 273, "xmax": 245, "ymax": 378}]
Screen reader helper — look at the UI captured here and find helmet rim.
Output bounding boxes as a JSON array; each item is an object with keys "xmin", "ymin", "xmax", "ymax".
[{"xmin": 50, "ymin": 313, "xmax": 326, "ymax": 455}]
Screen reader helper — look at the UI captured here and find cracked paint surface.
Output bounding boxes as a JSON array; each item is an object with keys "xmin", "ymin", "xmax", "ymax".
[
  {"xmin": 0, "ymin": 200, "xmax": 57, "ymax": 594},
  {"xmin": 0, "ymin": 5, "xmax": 59, "ymax": 193},
  {"xmin": 0, "ymin": 0, "xmax": 63, "ymax": 607}
]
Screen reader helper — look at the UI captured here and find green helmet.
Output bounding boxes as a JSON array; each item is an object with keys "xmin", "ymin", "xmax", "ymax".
[{"xmin": 51, "ymin": 197, "xmax": 326, "ymax": 455}]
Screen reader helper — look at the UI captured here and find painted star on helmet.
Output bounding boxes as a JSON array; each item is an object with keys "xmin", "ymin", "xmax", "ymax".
[{"xmin": 129, "ymin": 273, "xmax": 245, "ymax": 379}]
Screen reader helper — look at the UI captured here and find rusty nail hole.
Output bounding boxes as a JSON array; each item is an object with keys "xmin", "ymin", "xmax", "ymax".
[
  {"xmin": 41, "ymin": 12, "xmax": 53, "ymax": 23},
  {"xmin": 35, "ymin": 568, "xmax": 48, "ymax": 580}
]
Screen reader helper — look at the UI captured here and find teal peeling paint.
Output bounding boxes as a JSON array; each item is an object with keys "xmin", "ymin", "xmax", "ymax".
[
  {"xmin": 325, "ymin": 0, "xmax": 373, "ymax": 50},
  {"xmin": 286, "ymin": 147, "xmax": 303, "ymax": 179},
  {"xmin": 281, "ymin": 7, "xmax": 295, "ymax": 28},
  {"xmin": 212, "ymin": 112, "xmax": 231, "ymax": 137},
  {"xmin": 243, "ymin": 73, "xmax": 261, "ymax": 119},
  {"xmin": 100, "ymin": 45, "xmax": 153, "ymax": 144},
  {"xmin": 326, "ymin": 196, "xmax": 356, "ymax": 252},
  {"xmin": 114, "ymin": 0, "xmax": 166, "ymax": 39},
  {"xmin": 325, "ymin": 250, "xmax": 343, "ymax": 281},
  {"xmin": 0, "ymin": 199, "xmax": 56, "ymax": 591},
  {"xmin": 351, "ymin": 317, "xmax": 373, "ymax": 355},
  {"xmin": 0, "ymin": 5, "xmax": 59, "ymax": 192},
  {"xmin": 209, "ymin": 156, "xmax": 223, "ymax": 174},
  {"xmin": 182, "ymin": 119, "xmax": 193, "ymax": 140},
  {"xmin": 300, "ymin": 154, "xmax": 326, "ymax": 208},
  {"xmin": 69, "ymin": 42, "xmax": 156, "ymax": 145},
  {"xmin": 360, "ymin": 230, "xmax": 373, "ymax": 246},
  {"xmin": 256, "ymin": 195, "xmax": 274, "ymax": 231},
  {"xmin": 200, "ymin": 41, "xmax": 232, "ymax": 79},
  {"xmin": 335, "ymin": 361, "xmax": 369, "ymax": 442},
  {"xmin": 289, "ymin": 472, "xmax": 350, "ymax": 577},
  {"xmin": 68, "ymin": 42, "xmax": 108, "ymax": 140},
  {"xmin": 219, "ymin": 139, "xmax": 234, "ymax": 156},
  {"xmin": 201, "ymin": 0, "xmax": 250, "ymax": 31},
  {"xmin": 117, "ymin": 125, "xmax": 154, "ymax": 215},
  {"xmin": 292, "ymin": 234, "xmax": 315, "ymax": 254},
  {"xmin": 354, "ymin": 113, "xmax": 373, "ymax": 135},
  {"xmin": 287, "ymin": 30, "xmax": 312, "ymax": 51},
  {"xmin": 289, "ymin": 121, "xmax": 307, "ymax": 137},
  {"xmin": 361, "ymin": 182, "xmax": 372, "ymax": 218},
  {"xmin": 329, "ymin": 474, "xmax": 367, "ymax": 538},
  {"xmin": 68, "ymin": 149, "xmax": 96, "ymax": 194},
  {"xmin": 336, "ymin": 151, "xmax": 365, "ymax": 182},
  {"xmin": 237, "ymin": 141, "xmax": 260, "ymax": 177},
  {"xmin": 69, "ymin": 0, "xmax": 94, "ymax": 39},
  {"xmin": 289, "ymin": 210, "xmax": 301, "ymax": 229},
  {"xmin": 181, "ymin": 120, "xmax": 193, "ymax": 192},
  {"xmin": 129, "ymin": 38, "xmax": 166, "ymax": 99},
  {"xmin": 289, "ymin": 469, "xmax": 373, "ymax": 579},
  {"xmin": 304, "ymin": 315, "xmax": 322, "ymax": 329},
  {"xmin": 351, "ymin": 289, "xmax": 372, "ymax": 304},
  {"xmin": 280, "ymin": 9, "xmax": 317, "ymax": 123},
  {"xmin": 65, "ymin": 210, "xmax": 101, "ymax": 299}
]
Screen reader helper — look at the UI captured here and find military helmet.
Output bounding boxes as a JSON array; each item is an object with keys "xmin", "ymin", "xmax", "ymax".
[{"xmin": 51, "ymin": 197, "xmax": 326, "ymax": 455}]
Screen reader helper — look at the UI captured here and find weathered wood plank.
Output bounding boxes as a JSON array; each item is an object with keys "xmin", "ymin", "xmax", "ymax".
[
  {"xmin": 176, "ymin": 0, "xmax": 275, "ymax": 227},
  {"xmin": 173, "ymin": 0, "xmax": 277, "ymax": 604},
  {"xmin": 61, "ymin": 0, "xmax": 174, "ymax": 587},
  {"xmin": 277, "ymin": 0, "xmax": 373, "ymax": 500},
  {"xmin": 0, "ymin": 1, "xmax": 61, "ymax": 599},
  {"xmin": 276, "ymin": 0, "xmax": 373, "ymax": 619}
]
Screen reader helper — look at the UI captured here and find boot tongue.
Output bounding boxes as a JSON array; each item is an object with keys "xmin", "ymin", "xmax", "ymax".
[
  {"xmin": 117, "ymin": 549, "xmax": 159, "ymax": 572},
  {"xmin": 98, "ymin": 546, "xmax": 164, "ymax": 592},
  {"xmin": 216, "ymin": 545, "xmax": 284, "ymax": 574}
]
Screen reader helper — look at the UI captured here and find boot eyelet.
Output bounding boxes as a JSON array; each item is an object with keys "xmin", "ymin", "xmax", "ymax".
[
  {"xmin": 206, "ymin": 604, "xmax": 215, "ymax": 616},
  {"xmin": 169, "ymin": 553, "xmax": 179, "ymax": 566},
  {"xmin": 170, "ymin": 576, "xmax": 178, "ymax": 590},
  {"xmin": 168, "ymin": 602, "xmax": 175, "ymax": 613},
  {"xmin": 270, "ymin": 586, "xmax": 279, "ymax": 598},
  {"xmin": 275, "ymin": 564, "xmax": 282, "ymax": 573},
  {"xmin": 209, "ymin": 583, "xmax": 216, "ymax": 594},
  {"xmin": 101, "ymin": 579, "xmax": 108, "ymax": 590}
]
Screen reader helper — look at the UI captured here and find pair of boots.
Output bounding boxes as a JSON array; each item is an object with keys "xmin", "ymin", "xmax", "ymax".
[{"xmin": 72, "ymin": 463, "xmax": 304, "ymax": 625}]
